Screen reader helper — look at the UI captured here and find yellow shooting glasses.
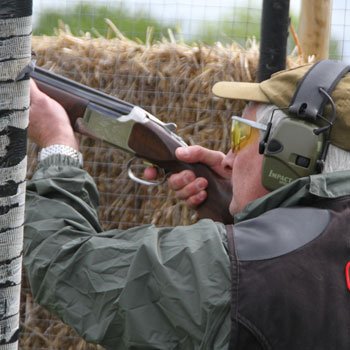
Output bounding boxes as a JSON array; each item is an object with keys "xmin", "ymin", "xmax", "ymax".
[{"xmin": 231, "ymin": 116, "xmax": 267, "ymax": 152}]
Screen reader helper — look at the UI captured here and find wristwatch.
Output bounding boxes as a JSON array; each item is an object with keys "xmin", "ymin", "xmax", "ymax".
[{"xmin": 38, "ymin": 144, "xmax": 83, "ymax": 166}]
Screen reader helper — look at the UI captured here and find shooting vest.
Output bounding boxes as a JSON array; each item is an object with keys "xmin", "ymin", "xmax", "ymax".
[{"xmin": 226, "ymin": 196, "xmax": 350, "ymax": 350}]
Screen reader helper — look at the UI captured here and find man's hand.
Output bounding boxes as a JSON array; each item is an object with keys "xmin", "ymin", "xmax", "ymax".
[
  {"xmin": 29, "ymin": 80, "xmax": 79, "ymax": 150},
  {"xmin": 145, "ymin": 145, "xmax": 231, "ymax": 208}
]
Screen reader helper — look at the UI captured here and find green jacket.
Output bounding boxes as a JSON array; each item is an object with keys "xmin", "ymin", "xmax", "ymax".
[{"xmin": 23, "ymin": 155, "xmax": 350, "ymax": 349}]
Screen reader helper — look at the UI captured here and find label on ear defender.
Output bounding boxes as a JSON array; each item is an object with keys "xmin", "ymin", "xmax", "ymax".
[{"xmin": 267, "ymin": 169, "xmax": 293, "ymax": 186}]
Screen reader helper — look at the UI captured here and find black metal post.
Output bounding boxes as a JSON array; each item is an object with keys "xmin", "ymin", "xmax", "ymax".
[{"xmin": 257, "ymin": 0, "xmax": 290, "ymax": 82}]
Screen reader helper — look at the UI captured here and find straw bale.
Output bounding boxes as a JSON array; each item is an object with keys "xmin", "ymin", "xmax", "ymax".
[
  {"xmin": 23, "ymin": 29, "xmax": 301, "ymax": 349},
  {"xmin": 29, "ymin": 32, "xmax": 264, "ymax": 230}
]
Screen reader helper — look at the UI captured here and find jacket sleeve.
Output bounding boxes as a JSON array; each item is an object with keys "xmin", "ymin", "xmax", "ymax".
[{"xmin": 24, "ymin": 155, "xmax": 231, "ymax": 350}]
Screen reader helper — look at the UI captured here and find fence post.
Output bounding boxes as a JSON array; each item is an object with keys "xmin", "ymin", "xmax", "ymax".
[
  {"xmin": 298, "ymin": 0, "xmax": 332, "ymax": 61},
  {"xmin": 0, "ymin": 2, "xmax": 32, "ymax": 349},
  {"xmin": 257, "ymin": 0, "xmax": 290, "ymax": 82}
]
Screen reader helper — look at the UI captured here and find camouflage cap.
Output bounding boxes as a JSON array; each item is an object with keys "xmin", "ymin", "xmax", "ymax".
[{"xmin": 212, "ymin": 63, "xmax": 350, "ymax": 151}]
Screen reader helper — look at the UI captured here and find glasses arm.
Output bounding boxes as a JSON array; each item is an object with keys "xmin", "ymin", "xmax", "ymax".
[{"xmin": 231, "ymin": 116, "xmax": 268, "ymax": 131}]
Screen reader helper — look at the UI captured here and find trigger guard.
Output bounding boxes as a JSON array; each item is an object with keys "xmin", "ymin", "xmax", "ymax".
[{"xmin": 127, "ymin": 157, "xmax": 167, "ymax": 186}]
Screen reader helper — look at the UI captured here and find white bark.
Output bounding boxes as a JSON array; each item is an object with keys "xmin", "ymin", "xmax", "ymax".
[{"xmin": 0, "ymin": 13, "xmax": 32, "ymax": 349}]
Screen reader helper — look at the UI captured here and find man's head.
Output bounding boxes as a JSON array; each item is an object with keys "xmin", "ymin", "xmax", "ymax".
[
  {"xmin": 215, "ymin": 60, "xmax": 350, "ymax": 213},
  {"xmin": 213, "ymin": 61, "xmax": 350, "ymax": 151}
]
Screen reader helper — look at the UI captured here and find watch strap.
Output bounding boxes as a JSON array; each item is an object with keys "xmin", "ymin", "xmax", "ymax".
[{"xmin": 38, "ymin": 144, "xmax": 83, "ymax": 166}]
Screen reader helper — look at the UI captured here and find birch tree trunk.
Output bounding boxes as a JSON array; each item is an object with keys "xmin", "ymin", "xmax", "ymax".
[
  {"xmin": 0, "ymin": 2, "xmax": 32, "ymax": 349},
  {"xmin": 298, "ymin": 0, "xmax": 332, "ymax": 61}
]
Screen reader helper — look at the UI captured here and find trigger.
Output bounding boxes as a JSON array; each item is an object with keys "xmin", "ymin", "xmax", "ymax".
[{"xmin": 126, "ymin": 157, "xmax": 167, "ymax": 186}]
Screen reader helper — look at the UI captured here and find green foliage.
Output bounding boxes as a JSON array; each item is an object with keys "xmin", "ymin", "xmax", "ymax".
[
  {"xmin": 34, "ymin": 3, "xmax": 339, "ymax": 59},
  {"xmin": 328, "ymin": 39, "xmax": 341, "ymax": 61},
  {"xmin": 193, "ymin": 7, "xmax": 299, "ymax": 48},
  {"xmin": 33, "ymin": 3, "xmax": 176, "ymax": 42},
  {"xmin": 193, "ymin": 7, "xmax": 262, "ymax": 45},
  {"xmin": 193, "ymin": 8, "xmax": 339, "ymax": 59}
]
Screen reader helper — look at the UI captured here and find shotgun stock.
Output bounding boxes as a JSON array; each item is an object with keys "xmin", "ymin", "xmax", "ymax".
[{"xmin": 30, "ymin": 67, "xmax": 233, "ymax": 224}]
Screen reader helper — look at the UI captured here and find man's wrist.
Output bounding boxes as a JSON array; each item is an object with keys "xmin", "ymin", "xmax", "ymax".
[{"xmin": 38, "ymin": 144, "xmax": 83, "ymax": 167}]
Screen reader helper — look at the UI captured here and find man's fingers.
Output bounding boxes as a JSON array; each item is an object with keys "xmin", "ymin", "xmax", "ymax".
[
  {"xmin": 171, "ymin": 175, "xmax": 208, "ymax": 200},
  {"xmin": 186, "ymin": 190, "xmax": 207, "ymax": 208},
  {"xmin": 175, "ymin": 146, "xmax": 231, "ymax": 179},
  {"xmin": 175, "ymin": 146, "xmax": 225, "ymax": 168},
  {"xmin": 168, "ymin": 170, "xmax": 196, "ymax": 191},
  {"xmin": 143, "ymin": 166, "xmax": 158, "ymax": 180}
]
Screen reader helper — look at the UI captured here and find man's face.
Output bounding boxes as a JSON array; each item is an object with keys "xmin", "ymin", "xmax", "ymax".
[{"xmin": 223, "ymin": 103, "xmax": 270, "ymax": 215}]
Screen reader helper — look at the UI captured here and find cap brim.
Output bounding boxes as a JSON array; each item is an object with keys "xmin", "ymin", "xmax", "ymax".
[{"xmin": 212, "ymin": 81, "xmax": 270, "ymax": 103}]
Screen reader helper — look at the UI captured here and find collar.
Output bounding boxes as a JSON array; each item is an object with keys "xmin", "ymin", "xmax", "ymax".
[{"xmin": 234, "ymin": 170, "xmax": 350, "ymax": 223}]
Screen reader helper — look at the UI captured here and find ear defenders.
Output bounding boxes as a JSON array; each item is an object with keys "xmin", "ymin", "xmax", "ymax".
[
  {"xmin": 259, "ymin": 60, "xmax": 350, "ymax": 191},
  {"xmin": 260, "ymin": 116, "xmax": 325, "ymax": 190}
]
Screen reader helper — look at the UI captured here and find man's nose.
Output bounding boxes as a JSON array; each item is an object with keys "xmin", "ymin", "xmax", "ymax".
[{"xmin": 222, "ymin": 150, "xmax": 234, "ymax": 172}]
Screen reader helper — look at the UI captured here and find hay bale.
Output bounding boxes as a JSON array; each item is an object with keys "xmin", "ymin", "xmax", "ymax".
[{"xmin": 29, "ymin": 31, "xmax": 262, "ymax": 230}]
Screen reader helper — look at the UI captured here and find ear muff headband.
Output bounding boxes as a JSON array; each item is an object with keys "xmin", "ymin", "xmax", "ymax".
[{"xmin": 289, "ymin": 60, "xmax": 350, "ymax": 120}]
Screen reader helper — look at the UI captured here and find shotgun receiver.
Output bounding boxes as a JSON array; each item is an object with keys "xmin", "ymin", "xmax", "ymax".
[{"xmin": 30, "ymin": 67, "xmax": 233, "ymax": 224}]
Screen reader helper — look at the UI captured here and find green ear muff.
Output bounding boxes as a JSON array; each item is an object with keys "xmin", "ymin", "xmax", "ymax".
[{"xmin": 261, "ymin": 118, "xmax": 324, "ymax": 191}]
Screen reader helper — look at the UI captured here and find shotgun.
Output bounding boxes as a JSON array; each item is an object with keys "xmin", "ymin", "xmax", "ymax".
[{"xmin": 30, "ymin": 67, "xmax": 233, "ymax": 224}]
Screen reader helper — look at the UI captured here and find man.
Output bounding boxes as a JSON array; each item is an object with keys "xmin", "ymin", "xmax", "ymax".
[{"xmin": 24, "ymin": 61, "xmax": 350, "ymax": 349}]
